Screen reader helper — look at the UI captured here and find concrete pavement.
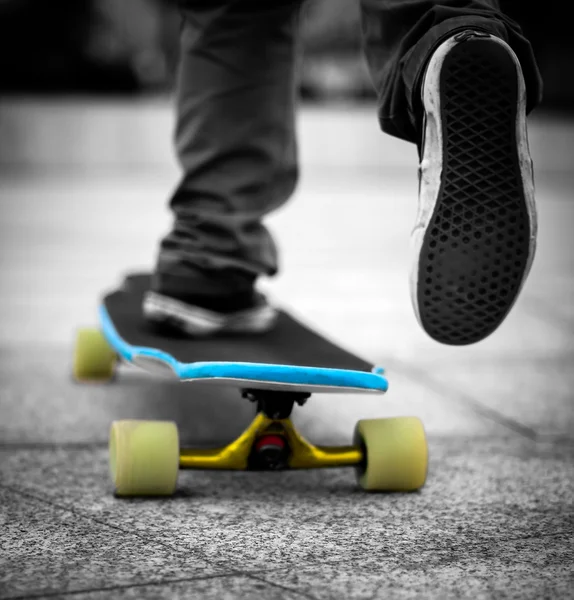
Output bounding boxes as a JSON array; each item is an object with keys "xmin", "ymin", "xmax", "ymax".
[{"xmin": 0, "ymin": 101, "xmax": 572, "ymax": 599}]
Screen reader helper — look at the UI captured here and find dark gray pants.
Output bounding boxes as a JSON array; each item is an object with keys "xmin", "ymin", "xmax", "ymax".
[{"xmin": 155, "ymin": 0, "xmax": 542, "ymax": 298}]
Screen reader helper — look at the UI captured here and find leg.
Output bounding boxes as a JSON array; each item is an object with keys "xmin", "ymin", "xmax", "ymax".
[
  {"xmin": 360, "ymin": 0, "xmax": 543, "ymax": 345},
  {"xmin": 146, "ymin": 0, "xmax": 302, "ymax": 335}
]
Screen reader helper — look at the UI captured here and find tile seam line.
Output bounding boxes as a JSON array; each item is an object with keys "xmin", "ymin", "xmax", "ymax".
[
  {"xmin": 0, "ymin": 483, "xmax": 214, "ymax": 566},
  {"xmin": 2, "ymin": 482, "xmax": 568, "ymax": 593},
  {"xmin": 0, "ymin": 484, "xmax": 341, "ymax": 583},
  {"xmin": 384, "ymin": 359, "xmax": 539, "ymax": 441},
  {"xmin": 0, "ymin": 571, "xmax": 261, "ymax": 600},
  {"xmin": 0, "ymin": 562, "xmax": 323, "ymax": 600},
  {"xmin": 246, "ymin": 573, "xmax": 319, "ymax": 600}
]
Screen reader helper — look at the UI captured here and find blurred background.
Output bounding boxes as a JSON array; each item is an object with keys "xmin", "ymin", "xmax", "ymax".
[
  {"xmin": 0, "ymin": 0, "xmax": 572, "ymax": 344},
  {"xmin": 0, "ymin": 0, "xmax": 572, "ymax": 386},
  {"xmin": 0, "ymin": 0, "xmax": 571, "ymax": 106},
  {"xmin": 0, "ymin": 0, "xmax": 572, "ymax": 352}
]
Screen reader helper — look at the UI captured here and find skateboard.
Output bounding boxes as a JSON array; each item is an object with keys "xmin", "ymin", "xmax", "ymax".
[{"xmin": 73, "ymin": 273, "xmax": 428, "ymax": 497}]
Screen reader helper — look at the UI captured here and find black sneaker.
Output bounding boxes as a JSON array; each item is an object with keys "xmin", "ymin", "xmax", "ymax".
[
  {"xmin": 412, "ymin": 29, "xmax": 537, "ymax": 345},
  {"xmin": 142, "ymin": 289, "xmax": 278, "ymax": 337}
]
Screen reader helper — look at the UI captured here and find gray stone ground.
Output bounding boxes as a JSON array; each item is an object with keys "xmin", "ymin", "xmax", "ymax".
[{"xmin": 0, "ymin": 103, "xmax": 573, "ymax": 599}]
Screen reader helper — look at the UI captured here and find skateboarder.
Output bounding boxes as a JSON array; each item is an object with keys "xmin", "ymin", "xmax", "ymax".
[{"xmin": 142, "ymin": 0, "xmax": 542, "ymax": 346}]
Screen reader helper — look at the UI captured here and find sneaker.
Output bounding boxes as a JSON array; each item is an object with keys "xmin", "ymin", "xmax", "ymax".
[
  {"xmin": 142, "ymin": 289, "xmax": 278, "ymax": 337},
  {"xmin": 412, "ymin": 29, "xmax": 537, "ymax": 345}
]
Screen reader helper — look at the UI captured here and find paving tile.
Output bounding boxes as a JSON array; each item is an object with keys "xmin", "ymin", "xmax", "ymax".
[
  {"xmin": 292, "ymin": 370, "xmax": 510, "ymax": 445},
  {"xmin": 416, "ymin": 359, "xmax": 574, "ymax": 440},
  {"xmin": 62, "ymin": 576, "xmax": 304, "ymax": 600},
  {"xmin": 257, "ymin": 536, "xmax": 574, "ymax": 600},
  {"xmin": 1, "ymin": 439, "xmax": 571, "ymax": 575},
  {"xmin": 0, "ymin": 487, "xmax": 219, "ymax": 600}
]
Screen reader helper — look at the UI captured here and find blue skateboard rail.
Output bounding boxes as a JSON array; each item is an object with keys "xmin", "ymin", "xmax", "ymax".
[{"xmin": 99, "ymin": 304, "xmax": 388, "ymax": 393}]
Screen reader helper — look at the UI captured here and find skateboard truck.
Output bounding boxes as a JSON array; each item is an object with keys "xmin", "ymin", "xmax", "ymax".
[
  {"xmin": 241, "ymin": 390, "xmax": 310, "ymax": 470},
  {"xmin": 107, "ymin": 401, "xmax": 428, "ymax": 496},
  {"xmin": 177, "ymin": 389, "xmax": 362, "ymax": 472},
  {"xmin": 242, "ymin": 389, "xmax": 309, "ymax": 419}
]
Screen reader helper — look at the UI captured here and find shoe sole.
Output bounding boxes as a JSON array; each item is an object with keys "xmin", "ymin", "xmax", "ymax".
[{"xmin": 411, "ymin": 32, "xmax": 537, "ymax": 345}]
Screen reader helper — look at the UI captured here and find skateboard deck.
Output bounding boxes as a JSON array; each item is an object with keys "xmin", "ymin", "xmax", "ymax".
[
  {"xmin": 99, "ymin": 273, "xmax": 388, "ymax": 395},
  {"xmin": 74, "ymin": 273, "xmax": 431, "ymax": 496}
]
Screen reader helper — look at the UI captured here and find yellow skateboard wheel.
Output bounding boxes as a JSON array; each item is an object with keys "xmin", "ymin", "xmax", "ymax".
[
  {"xmin": 354, "ymin": 417, "xmax": 428, "ymax": 492},
  {"xmin": 109, "ymin": 420, "xmax": 179, "ymax": 497},
  {"xmin": 73, "ymin": 328, "xmax": 117, "ymax": 382}
]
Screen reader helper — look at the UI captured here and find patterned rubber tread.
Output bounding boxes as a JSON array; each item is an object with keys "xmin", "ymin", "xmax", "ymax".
[{"xmin": 418, "ymin": 39, "xmax": 531, "ymax": 345}]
